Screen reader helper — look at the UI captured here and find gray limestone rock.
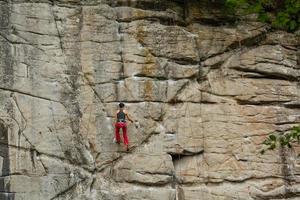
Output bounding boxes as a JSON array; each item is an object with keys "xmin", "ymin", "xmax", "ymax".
[{"xmin": 0, "ymin": 0, "xmax": 299, "ymax": 199}]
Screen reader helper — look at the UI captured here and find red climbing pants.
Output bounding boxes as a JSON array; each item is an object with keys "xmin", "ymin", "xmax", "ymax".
[{"xmin": 115, "ymin": 122, "xmax": 129, "ymax": 146}]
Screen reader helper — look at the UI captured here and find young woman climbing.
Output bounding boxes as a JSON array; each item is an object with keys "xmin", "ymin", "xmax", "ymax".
[{"xmin": 114, "ymin": 102, "xmax": 134, "ymax": 151}]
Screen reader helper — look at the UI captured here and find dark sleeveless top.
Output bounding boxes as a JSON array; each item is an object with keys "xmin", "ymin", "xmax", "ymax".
[{"xmin": 117, "ymin": 110, "xmax": 126, "ymax": 122}]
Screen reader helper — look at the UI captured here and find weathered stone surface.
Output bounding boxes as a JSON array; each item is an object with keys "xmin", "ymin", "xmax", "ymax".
[
  {"xmin": 122, "ymin": 20, "xmax": 199, "ymax": 62},
  {"xmin": 0, "ymin": 0, "xmax": 299, "ymax": 199},
  {"xmin": 113, "ymin": 153, "xmax": 174, "ymax": 185},
  {"xmin": 189, "ymin": 22, "xmax": 268, "ymax": 59},
  {"xmin": 179, "ymin": 180, "xmax": 300, "ymax": 200}
]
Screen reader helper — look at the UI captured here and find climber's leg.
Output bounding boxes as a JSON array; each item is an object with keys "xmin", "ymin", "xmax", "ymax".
[
  {"xmin": 121, "ymin": 123, "xmax": 129, "ymax": 149},
  {"xmin": 115, "ymin": 123, "xmax": 121, "ymax": 143}
]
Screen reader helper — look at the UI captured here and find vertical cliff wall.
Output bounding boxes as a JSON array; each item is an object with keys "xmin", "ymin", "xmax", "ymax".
[{"xmin": 0, "ymin": 0, "xmax": 299, "ymax": 199}]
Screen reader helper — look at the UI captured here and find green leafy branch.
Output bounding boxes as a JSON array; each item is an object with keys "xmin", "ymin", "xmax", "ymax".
[
  {"xmin": 260, "ymin": 125, "xmax": 300, "ymax": 154},
  {"xmin": 225, "ymin": 0, "xmax": 300, "ymax": 32}
]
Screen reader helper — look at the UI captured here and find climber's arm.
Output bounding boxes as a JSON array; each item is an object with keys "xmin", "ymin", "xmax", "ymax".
[
  {"xmin": 113, "ymin": 111, "xmax": 118, "ymax": 125},
  {"xmin": 125, "ymin": 111, "xmax": 134, "ymax": 123}
]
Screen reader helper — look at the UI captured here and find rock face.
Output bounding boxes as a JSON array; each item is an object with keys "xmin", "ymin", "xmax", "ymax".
[{"xmin": 0, "ymin": 0, "xmax": 299, "ymax": 199}]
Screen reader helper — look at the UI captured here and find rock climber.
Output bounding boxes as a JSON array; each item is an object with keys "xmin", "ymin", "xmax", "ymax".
[{"xmin": 114, "ymin": 102, "xmax": 134, "ymax": 151}]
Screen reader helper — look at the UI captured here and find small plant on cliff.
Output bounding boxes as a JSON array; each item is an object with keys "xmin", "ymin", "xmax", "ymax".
[
  {"xmin": 225, "ymin": 0, "xmax": 300, "ymax": 32},
  {"xmin": 260, "ymin": 125, "xmax": 300, "ymax": 154}
]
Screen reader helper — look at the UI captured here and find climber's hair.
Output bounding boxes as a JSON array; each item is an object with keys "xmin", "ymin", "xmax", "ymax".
[{"xmin": 119, "ymin": 102, "xmax": 125, "ymax": 108}]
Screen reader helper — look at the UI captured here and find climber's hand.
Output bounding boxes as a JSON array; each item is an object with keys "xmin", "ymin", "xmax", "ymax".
[{"xmin": 134, "ymin": 121, "xmax": 139, "ymax": 129}]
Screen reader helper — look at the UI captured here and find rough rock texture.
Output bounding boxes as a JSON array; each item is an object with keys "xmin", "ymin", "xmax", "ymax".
[{"xmin": 0, "ymin": 0, "xmax": 299, "ymax": 199}]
